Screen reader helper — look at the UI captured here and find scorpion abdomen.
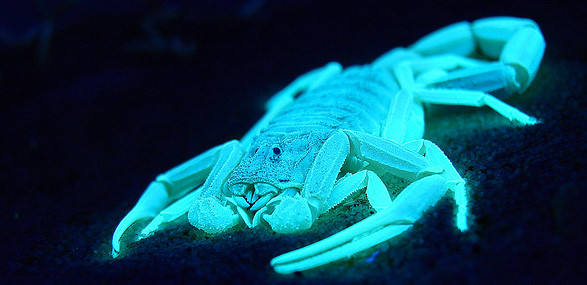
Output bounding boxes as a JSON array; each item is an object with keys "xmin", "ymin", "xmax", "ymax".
[{"xmin": 262, "ymin": 65, "xmax": 399, "ymax": 137}]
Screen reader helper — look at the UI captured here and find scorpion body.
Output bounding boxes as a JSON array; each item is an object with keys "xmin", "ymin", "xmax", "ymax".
[
  {"xmin": 224, "ymin": 65, "xmax": 410, "ymax": 232},
  {"xmin": 112, "ymin": 17, "xmax": 545, "ymax": 274},
  {"xmin": 265, "ymin": 66, "xmax": 397, "ymax": 136}
]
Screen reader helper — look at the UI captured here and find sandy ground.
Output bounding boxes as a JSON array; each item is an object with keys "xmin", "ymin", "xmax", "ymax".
[{"xmin": 1, "ymin": 0, "xmax": 585, "ymax": 284}]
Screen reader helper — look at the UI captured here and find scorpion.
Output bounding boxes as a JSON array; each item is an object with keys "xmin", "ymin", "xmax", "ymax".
[{"xmin": 112, "ymin": 17, "xmax": 545, "ymax": 274}]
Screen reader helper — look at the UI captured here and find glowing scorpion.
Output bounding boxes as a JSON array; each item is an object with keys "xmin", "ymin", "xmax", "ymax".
[{"xmin": 112, "ymin": 17, "xmax": 545, "ymax": 273}]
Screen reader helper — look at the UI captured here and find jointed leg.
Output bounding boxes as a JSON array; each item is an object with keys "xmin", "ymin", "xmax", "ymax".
[
  {"xmin": 272, "ymin": 174, "xmax": 448, "ymax": 274},
  {"xmin": 327, "ymin": 170, "xmax": 392, "ymax": 213},
  {"xmin": 403, "ymin": 139, "xmax": 468, "ymax": 231},
  {"xmin": 413, "ymin": 87, "xmax": 539, "ymax": 125}
]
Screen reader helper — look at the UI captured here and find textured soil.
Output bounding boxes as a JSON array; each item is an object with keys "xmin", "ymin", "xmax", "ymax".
[{"xmin": 1, "ymin": 0, "xmax": 585, "ymax": 284}]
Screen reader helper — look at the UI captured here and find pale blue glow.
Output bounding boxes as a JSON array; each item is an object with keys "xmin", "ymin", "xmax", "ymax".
[{"xmin": 454, "ymin": 185, "xmax": 469, "ymax": 231}]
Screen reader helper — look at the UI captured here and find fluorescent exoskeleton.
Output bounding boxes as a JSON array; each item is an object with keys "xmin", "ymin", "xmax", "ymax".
[{"xmin": 112, "ymin": 17, "xmax": 545, "ymax": 274}]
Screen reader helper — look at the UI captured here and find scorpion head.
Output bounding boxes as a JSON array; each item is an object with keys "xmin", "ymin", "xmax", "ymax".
[{"xmin": 226, "ymin": 132, "xmax": 325, "ymax": 213}]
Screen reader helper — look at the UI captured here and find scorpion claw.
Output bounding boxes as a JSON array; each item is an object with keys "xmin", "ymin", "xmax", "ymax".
[
  {"xmin": 111, "ymin": 181, "xmax": 170, "ymax": 257},
  {"xmin": 188, "ymin": 196, "xmax": 239, "ymax": 234},
  {"xmin": 138, "ymin": 188, "xmax": 203, "ymax": 239},
  {"xmin": 263, "ymin": 194, "xmax": 314, "ymax": 233}
]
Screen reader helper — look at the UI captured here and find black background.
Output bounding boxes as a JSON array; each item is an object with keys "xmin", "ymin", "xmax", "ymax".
[{"xmin": 1, "ymin": 0, "xmax": 585, "ymax": 284}]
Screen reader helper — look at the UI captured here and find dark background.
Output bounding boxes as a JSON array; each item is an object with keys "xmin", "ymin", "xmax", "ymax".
[{"xmin": 1, "ymin": 0, "xmax": 585, "ymax": 284}]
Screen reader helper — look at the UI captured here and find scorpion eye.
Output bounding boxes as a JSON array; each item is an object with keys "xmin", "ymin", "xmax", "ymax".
[{"xmin": 272, "ymin": 147, "xmax": 282, "ymax": 155}]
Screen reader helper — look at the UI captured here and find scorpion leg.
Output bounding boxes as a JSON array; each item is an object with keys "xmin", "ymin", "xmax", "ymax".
[
  {"xmin": 412, "ymin": 87, "xmax": 539, "ymax": 125},
  {"xmin": 112, "ymin": 140, "xmax": 242, "ymax": 257},
  {"xmin": 271, "ymin": 175, "xmax": 447, "ymax": 274},
  {"xmin": 271, "ymin": 131, "xmax": 447, "ymax": 273},
  {"xmin": 402, "ymin": 139, "xmax": 467, "ymax": 230},
  {"xmin": 379, "ymin": 88, "xmax": 426, "ymax": 143},
  {"xmin": 240, "ymin": 62, "xmax": 342, "ymax": 148},
  {"xmin": 380, "ymin": 85, "xmax": 468, "ymax": 229},
  {"xmin": 326, "ymin": 170, "xmax": 393, "ymax": 213}
]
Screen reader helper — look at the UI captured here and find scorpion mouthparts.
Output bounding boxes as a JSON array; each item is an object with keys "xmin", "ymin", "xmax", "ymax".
[
  {"xmin": 250, "ymin": 193, "xmax": 276, "ymax": 211},
  {"xmin": 245, "ymin": 183, "xmax": 278, "ymax": 205},
  {"xmin": 233, "ymin": 196, "xmax": 250, "ymax": 209},
  {"xmin": 229, "ymin": 183, "xmax": 249, "ymax": 196},
  {"xmin": 254, "ymin": 183, "xmax": 279, "ymax": 196},
  {"xmin": 231, "ymin": 182, "xmax": 281, "ymax": 211},
  {"xmin": 245, "ymin": 190, "xmax": 255, "ymax": 204}
]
